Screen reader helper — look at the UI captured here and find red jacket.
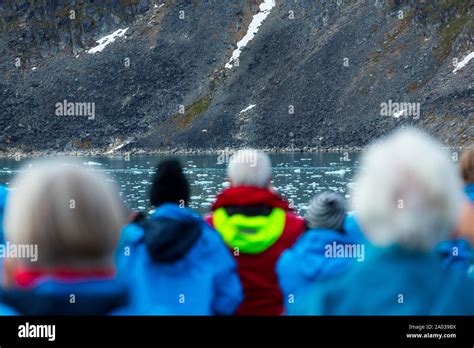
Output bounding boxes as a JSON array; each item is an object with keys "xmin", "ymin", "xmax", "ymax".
[{"xmin": 206, "ymin": 186, "xmax": 305, "ymax": 315}]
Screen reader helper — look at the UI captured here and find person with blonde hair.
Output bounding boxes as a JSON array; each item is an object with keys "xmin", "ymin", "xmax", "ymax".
[
  {"xmin": 291, "ymin": 128, "xmax": 474, "ymax": 315},
  {"xmin": 0, "ymin": 159, "xmax": 129, "ymax": 315}
]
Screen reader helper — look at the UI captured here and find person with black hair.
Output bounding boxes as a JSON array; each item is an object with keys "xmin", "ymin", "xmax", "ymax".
[{"xmin": 116, "ymin": 159, "xmax": 243, "ymax": 315}]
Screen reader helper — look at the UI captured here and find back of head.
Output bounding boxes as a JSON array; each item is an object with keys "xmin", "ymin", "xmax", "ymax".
[
  {"xmin": 149, "ymin": 158, "xmax": 190, "ymax": 207},
  {"xmin": 228, "ymin": 149, "xmax": 272, "ymax": 188},
  {"xmin": 307, "ymin": 191, "xmax": 347, "ymax": 232},
  {"xmin": 351, "ymin": 127, "xmax": 463, "ymax": 251},
  {"xmin": 460, "ymin": 148, "xmax": 474, "ymax": 185},
  {"xmin": 5, "ymin": 159, "xmax": 126, "ymax": 268}
]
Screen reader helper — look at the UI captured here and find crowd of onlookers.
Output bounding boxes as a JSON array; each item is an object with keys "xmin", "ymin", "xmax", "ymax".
[{"xmin": 0, "ymin": 127, "xmax": 473, "ymax": 315}]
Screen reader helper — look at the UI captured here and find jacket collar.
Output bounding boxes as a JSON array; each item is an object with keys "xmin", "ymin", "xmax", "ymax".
[
  {"xmin": 13, "ymin": 266, "xmax": 116, "ymax": 289},
  {"xmin": 1, "ymin": 277, "xmax": 128, "ymax": 315},
  {"xmin": 211, "ymin": 186, "xmax": 291, "ymax": 211}
]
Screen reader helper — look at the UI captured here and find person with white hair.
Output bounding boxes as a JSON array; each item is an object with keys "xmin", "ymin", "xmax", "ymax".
[
  {"xmin": 206, "ymin": 149, "xmax": 306, "ymax": 315},
  {"xmin": 290, "ymin": 128, "xmax": 474, "ymax": 315},
  {"xmin": 0, "ymin": 159, "xmax": 129, "ymax": 315}
]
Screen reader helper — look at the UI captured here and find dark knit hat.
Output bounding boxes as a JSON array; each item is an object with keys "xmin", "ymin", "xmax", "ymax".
[
  {"xmin": 307, "ymin": 191, "xmax": 347, "ymax": 233},
  {"xmin": 149, "ymin": 158, "xmax": 190, "ymax": 207}
]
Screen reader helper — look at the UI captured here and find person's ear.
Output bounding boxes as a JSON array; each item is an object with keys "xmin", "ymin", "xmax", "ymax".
[{"xmin": 3, "ymin": 258, "xmax": 16, "ymax": 288}]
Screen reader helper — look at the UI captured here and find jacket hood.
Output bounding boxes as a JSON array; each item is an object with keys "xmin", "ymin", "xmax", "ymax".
[
  {"xmin": 144, "ymin": 203, "xmax": 202, "ymax": 262},
  {"xmin": 343, "ymin": 214, "xmax": 367, "ymax": 242},
  {"xmin": 0, "ymin": 278, "xmax": 128, "ymax": 315},
  {"xmin": 290, "ymin": 228, "xmax": 359, "ymax": 279},
  {"xmin": 211, "ymin": 186, "xmax": 291, "ymax": 212}
]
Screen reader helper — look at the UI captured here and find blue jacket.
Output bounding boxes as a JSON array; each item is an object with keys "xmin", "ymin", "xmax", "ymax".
[
  {"xmin": 465, "ymin": 184, "xmax": 474, "ymax": 202},
  {"xmin": 116, "ymin": 203, "xmax": 243, "ymax": 315},
  {"xmin": 277, "ymin": 218, "xmax": 366, "ymax": 311},
  {"xmin": 343, "ymin": 213, "xmax": 473, "ymax": 273},
  {"xmin": 291, "ymin": 245, "xmax": 474, "ymax": 315},
  {"xmin": 0, "ymin": 277, "xmax": 128, "ymax": 315},
  {"xmin": 0, "ymin": 304, "xmax": 17, "ymax": 315},
  {"xmin": 436, "ymin": 239, "xmax": 472, "ymax": 271},
  {"xmin": 343, "ymin": 213, "xmax": 367, "ymax": 242}
]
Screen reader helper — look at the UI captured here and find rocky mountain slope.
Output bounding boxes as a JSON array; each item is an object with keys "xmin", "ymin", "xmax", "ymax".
[{"xmin": 0, "ymin": 0, "xmax": 472, "ymax": 155}]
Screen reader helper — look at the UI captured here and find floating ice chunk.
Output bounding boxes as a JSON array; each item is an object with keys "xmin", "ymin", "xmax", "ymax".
[
  {"xmin": 83, "ymin": 161, "xmax": 102, "ymax": 166},
  {"xmin": 325, "ymin": 169, "xmax": 350, "ymax": 176}
]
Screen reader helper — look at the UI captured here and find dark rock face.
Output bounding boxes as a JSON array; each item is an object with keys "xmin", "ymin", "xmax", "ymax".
[{"xmin": 0, "ymin": 0, "xmax": 472, "ymax": 154}]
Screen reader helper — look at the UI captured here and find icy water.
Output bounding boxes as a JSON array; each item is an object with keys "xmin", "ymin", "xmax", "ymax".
[{"xmin": 0, "ymin": 152, "xmax": 360, "ymax": 215}]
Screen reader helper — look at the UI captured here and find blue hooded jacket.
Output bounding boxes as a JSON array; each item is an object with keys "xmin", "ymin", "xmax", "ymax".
[
  {"xmin": 343, "ymin": 213, "xmax": 367, "ymax": 242},
  {"xmin": 290, "ymin": 245, "xmax": 474, "ymax": 315},
  {"xmin": 343, "ymin": 213, "xmax": 473, "ymax": 273},
  {"xmin": 465, "ymin": 184, "xmax": 474, "ymax": 202},
  {"xmin": 116, "ymin": 203, "xmax": 243, "ymax": 315},
  {"xmin": 276, "ymin": 215, "xmax": 366, "ymax": 311}
]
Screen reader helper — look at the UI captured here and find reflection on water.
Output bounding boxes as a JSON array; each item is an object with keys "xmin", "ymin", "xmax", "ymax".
[{"xmin": 0, "ymin": 152, "xmax": 360, "ymax": 215}]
